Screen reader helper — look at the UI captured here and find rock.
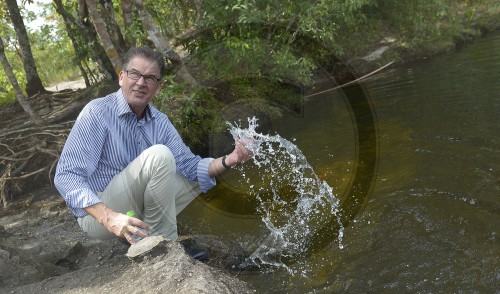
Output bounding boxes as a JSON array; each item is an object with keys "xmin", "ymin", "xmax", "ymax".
[
  {"xmin": 126, "ymin": 240, "xmax": 253, "ymax": 293},
  {"xmin": 19, "ymin": 243, "xmax": 42, "ymax": 255},
  {"xmin": 0, "ymin": 249, "xmax": 10, "ymax": 260},
  {"xmin": 10, "ymin": 236, "xmax": 254, "ymax": 293},
  {"xmin": 362, "ymin": 46, "xmax": 390, "ymax": 61},
  {"xmin": 39, "ymin": 207, "xmax": 58, "ymax": 219},
  {"xmin": 126, "ymin": 235, "xmax": 170, "ymax": 262},
  {"xmin": 179, "ymin": 235, "xmax": 248, "ymax": 269}
]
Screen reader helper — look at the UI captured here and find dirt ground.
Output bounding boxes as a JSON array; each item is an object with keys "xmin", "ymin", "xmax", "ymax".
[
  {"xmin": 0, "ymin": 185, "xmax": 106, "ymax": 289},
  {"xmin": 45, "ymin": 79, "xmax": 87, "ymax": 92},
  {"xmin": 0, "ymin": 82, "xmax": 252, "ymax": 293},
  {"xmin": 0, "ymin": 183, "xmax": 253, "ymax": 293}
]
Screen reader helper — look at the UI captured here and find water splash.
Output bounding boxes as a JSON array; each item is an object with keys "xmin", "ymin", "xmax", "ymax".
[{"xmin": 228, "ymin": 117, "xmax": 344, "ymax": 274}]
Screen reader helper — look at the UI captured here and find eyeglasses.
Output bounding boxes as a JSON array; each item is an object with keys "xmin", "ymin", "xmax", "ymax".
[{"xmin": 125, "ymin": 70, "xmax": 161, "ymax": 84}]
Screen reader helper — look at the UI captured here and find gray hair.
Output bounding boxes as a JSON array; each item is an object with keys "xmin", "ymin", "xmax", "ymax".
[{"xmin": 122, "ymin": 47, "xmax": 165, "ymax": 78}]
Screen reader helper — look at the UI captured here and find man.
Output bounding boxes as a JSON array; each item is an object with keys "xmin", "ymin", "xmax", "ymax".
[{"xmin": 54, "ymin": 47, "xmax": 251, "ymax": 248}]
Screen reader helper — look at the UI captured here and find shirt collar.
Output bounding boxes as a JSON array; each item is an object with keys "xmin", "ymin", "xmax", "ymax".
[{"xmin": 116, "ymin": 89, "xmax": 157, "ymax": 121}]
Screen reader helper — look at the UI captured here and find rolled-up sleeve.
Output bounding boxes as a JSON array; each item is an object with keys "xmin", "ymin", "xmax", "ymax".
[{"xmin": 197, "ymin": 157, "xmax": 216, "ymax": 192}]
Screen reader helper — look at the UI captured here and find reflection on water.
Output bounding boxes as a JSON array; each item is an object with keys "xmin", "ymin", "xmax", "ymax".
[{"xmin": 179, "ymin": 33, "xmax": 500, "ymax": 292}]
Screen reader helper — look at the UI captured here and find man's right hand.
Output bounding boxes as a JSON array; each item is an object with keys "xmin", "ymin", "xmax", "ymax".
[{"xmin": 84, "ymin": 203, "xmax": 149, "ymax": 244}]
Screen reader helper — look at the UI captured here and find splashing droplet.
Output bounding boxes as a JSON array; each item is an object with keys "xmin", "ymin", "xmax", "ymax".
[{"xmin": 228, "ymin": 117, "xmax": 344, "ymax": 274}]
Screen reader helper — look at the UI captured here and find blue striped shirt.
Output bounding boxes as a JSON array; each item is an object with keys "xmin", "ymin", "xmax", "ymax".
[{"xmin": 54, "ymin": 89, "xmax": 215, "ymax": 217}]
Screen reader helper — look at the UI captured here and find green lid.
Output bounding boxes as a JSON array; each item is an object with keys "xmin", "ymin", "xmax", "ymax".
[{"xmin": 126, "ymin": 210, "xmax": 136, "ymax": 217}]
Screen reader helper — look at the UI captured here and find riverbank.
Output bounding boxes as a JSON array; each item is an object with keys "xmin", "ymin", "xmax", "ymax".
[
  {"xmin": 156, "ymin": 1, "xmax": 500, "ymax": 156},
  {"xmin": 332, "ymin": 1, "xmax": 499, "ymax": 77},
  {"xmin": 345, "ymin": 1, "xmax": 500, "ymax": 75}
]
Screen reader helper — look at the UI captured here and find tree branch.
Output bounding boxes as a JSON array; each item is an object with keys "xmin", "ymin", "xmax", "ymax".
[
  {"xmin": 52, "ymin": 0, "xmax": 89, "ymax": 31},
  {"xmin": 3, "ymin": 166, "xmax": 49, "ymax": 180}
]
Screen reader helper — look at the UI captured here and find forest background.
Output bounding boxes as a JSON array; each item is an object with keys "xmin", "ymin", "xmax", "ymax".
[{"xmin": 0, "ymin": 0, "xmax": 499, "ymax": 207}]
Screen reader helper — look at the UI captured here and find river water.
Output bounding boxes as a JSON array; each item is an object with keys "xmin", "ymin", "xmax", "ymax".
[{"xmin": 180, "ymin": 33, "xmax": 500, "ymax": 292}]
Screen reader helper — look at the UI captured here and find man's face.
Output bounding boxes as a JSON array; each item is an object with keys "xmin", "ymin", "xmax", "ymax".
[{"xmin": 119, "ymin": 56, "xmax": 162, "ymax": 116}]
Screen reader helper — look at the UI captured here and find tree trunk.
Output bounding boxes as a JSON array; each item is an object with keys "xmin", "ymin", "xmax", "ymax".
[
  {"xmin": 57, "ymin": 0, "xmax": 120, "ymax": 81},
  {"xmin": 78, "ymin": 0, "xmax": 87, "ymax": 24},
  {"xmin": 53, "ymin": 0, "xmax": 116, "ymax": 81},
  {"xmin": 0, "ymin": 37, "xmax": 42, "ymax": 125},
  {"xmin": 85, "ymin": 0, "xmax": 123, "ymax": 75},
  {"xmin": 99, "ymin": 0, "xmax": 128, "ymax": 55},
  {"xmin": 132, "ymin": 0, "xmax": 199, "ymax": 87},
  {"xmin": 121, "ymin": 0, "xmax": 136, "ymax": 47},
  {"xmin": 83, "ymin": 60, "xmax": 98, "ymax": 84},
  {"xmin": 78, "ymin": 61, "xmax": 91, "ymax": 87},
  {"xmin": 54, "ymin": 0, "xmax": 91, "ymax": 88},
  {"xmin": 5, "ymin": 0, "xmax": 47, "ymax": 97}
]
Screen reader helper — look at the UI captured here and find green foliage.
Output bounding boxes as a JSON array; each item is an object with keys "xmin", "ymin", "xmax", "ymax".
[
  {"xmin": 364, "ymin": 0, "xmax": 499, "ymax": 54},
  {"xmin": 377, "ymin": 1, "xmax": 449, "ymax": 47},
  {"xmin": 226, "ymin": 76, "xmax": 303, "ymax": 119},
  {"xmin": 146, "ymin": 0, "xmax": 199, "ymax": 37},
  {"xmin": 0, "ymin": 39, "xmax": 26, "ymax": 105},
  {"xmin": 31, "ymin": 32, "xmax": 81, "ymax": 85},
  {"xmin": 0, "ymin": 1, "xmax": 81, "ymax": 105},
  {"xmin": 154, "ymin": 77, "xmax": 226, "ymax": 148},
  {"xmin": 179, "ymin": 0, "xmax": 382, "ymax": 86},
  {"xmin": 153, "ymin": 75, "xmax": 302, "ymax": 151},
  {"xmin": 1, "ymin": 0, "xmax": 499, "ymax": 138},
  {"xmin": 0, "ymin": 86, "xmax": 15, "ymax": 105}
]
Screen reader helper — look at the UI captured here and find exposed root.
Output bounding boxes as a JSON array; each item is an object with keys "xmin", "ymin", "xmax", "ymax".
[
  {"xmin": 0, "ymin": 91, "xmax": 83, "ymax": 208},
  {"xmin": 0, "ymin": 126, "xmax": 69, "ymax": 207},
  {"xmin": 0, "ymin": 80, "xmax": 119, "ymax": 208}
]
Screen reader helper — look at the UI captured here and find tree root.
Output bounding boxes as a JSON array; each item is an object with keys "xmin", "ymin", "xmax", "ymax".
[
  {"xmin": 0, "ymin": 80, "xmax": 120, "ymax": 208},
  {"xmin": 0, "ymin": 126, "xmax": 68, "ymax": 207},
  {"xmin": 0, "ymin": 101, "xmax": 74, "ymax": 208}
]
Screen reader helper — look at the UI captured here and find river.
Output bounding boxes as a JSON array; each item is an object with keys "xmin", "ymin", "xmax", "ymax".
[{"xmin": 180, "ymin": 32, "xmax": 500, "ymax": 292}]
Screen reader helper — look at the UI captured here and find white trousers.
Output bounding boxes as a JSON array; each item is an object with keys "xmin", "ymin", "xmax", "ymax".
[{"xmin": 77, "ymin": 144, "xmax": 201, "ymax": 240}]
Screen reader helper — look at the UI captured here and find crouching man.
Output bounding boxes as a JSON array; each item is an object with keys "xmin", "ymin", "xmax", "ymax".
[{"xmin": 54, "ymin": 47, "xmax": 252, "ymax": 250}]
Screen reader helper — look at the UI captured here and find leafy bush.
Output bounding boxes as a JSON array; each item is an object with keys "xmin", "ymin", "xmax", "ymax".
[
  {"xmin": 0, "ymin": 91, "xmax": 15, "ymax": 106},
  {"xmin": 154, "ymin": 74, "xmax": 303, "ymax": 153},
  {"xmin": 154, "ymin": 77, "xmax": 225, "ymax": 153}
]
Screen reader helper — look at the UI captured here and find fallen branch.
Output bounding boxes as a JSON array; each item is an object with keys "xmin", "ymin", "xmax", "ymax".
[
  {"xmin": 48, "ymin": 159, "xmax": 59, "ymax": 185},
  {"xmin": 3, "ymin": 166, "xmax": 49, "ymax": 180},
  {"xmin": 36, "ymin": 147, "xmax": 61, "ymax": 158},
  {"xmin": 9, "ymin": 153, "xmax": 36, "ymax": 177},
  {"xmin": 303, "ymin": 60, "xmax": 395, "ymax": 98},
  {"xmin": 0, "ymin": 155, "xmax": 33, "ymax": 161},
  {"xmin": 0, "ymin": 143, "xmax": 15, "ymax": 155}
]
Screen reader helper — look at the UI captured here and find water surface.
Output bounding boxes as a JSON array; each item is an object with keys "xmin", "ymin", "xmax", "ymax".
[{"xmin": 180, "ymin": 33, "xmax": 500, "ymax": 292}]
